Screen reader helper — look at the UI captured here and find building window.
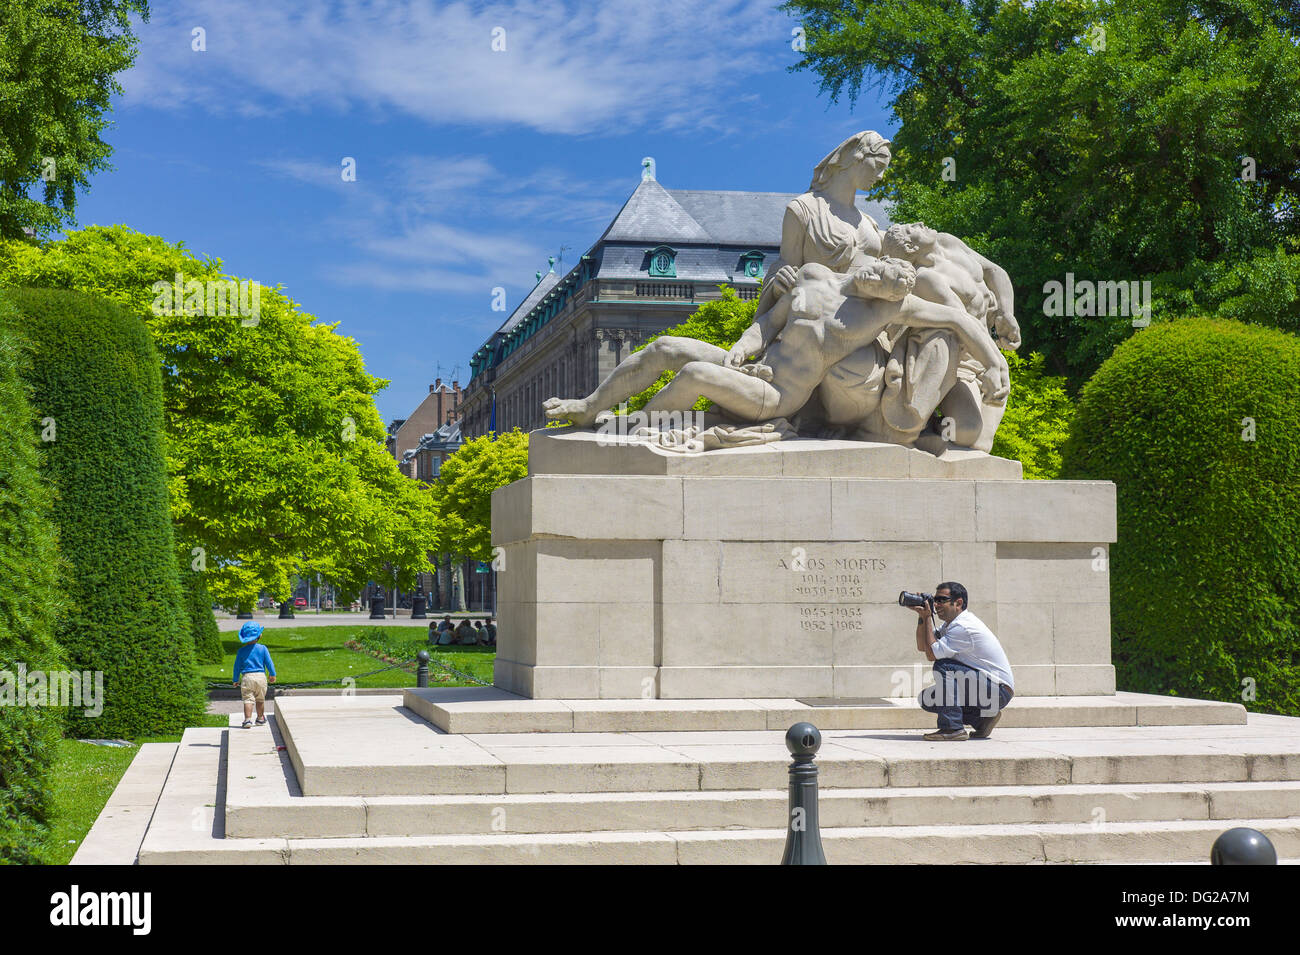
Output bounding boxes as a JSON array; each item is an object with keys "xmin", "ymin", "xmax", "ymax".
[
  {"xmin": 646, "ymin": 245, "xmax": 677, "ymax": 277},
  {"xmin": 739, "ymin": 250, "xmax": 764, "ymax": 279}
]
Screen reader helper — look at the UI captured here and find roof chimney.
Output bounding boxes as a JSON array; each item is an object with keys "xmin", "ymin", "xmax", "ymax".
[{"xmin": 432, "ymin": 378, "xmax": 441, "ymax": 392}]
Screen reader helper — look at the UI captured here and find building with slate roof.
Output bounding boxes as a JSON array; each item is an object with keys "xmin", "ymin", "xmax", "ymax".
[
  {"xmin": 386, "ymin": 378, "xmax": 463, "ymax": 477},
  {"xmin": 459, "ymin": 160, "xmax": 890, "ymax": 439}
]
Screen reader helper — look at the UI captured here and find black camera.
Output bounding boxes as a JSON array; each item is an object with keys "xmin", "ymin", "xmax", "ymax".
[{"xmin": 898, "ymin": 591, "xmax": 933, "ymax": 608}]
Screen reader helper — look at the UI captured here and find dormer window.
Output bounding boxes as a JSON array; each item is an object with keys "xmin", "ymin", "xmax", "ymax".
[
  {"xmin": 739, "ymin": 250, "xmax": 765, "ymax": 279},
  {"xmin": 647, "ymin": 246, "xmax": 677, "ymax": 277}
]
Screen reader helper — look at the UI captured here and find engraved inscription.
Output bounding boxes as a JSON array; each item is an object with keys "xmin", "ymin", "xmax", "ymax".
[{"xmin": 782, "ymin": 554, "xmax": 887, "ymax": 632}]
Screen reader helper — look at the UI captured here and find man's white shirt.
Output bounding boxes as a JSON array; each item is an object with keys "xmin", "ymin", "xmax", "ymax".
[{"xmin": 931, "ymin": 609, "xmax": 1015, "ymax": 691}]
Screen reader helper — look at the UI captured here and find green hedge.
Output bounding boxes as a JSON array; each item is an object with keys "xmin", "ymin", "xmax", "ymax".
[
  {"xmin": 1061, "ymin": 318, "xmax": 1300, "ymax": 714},
  {"xmin": 180, "ymin": 559, "xmax": 223, "ymax": 665},
  {"xmin": 8, "ymin": 288, "xmax": 204, "ymax": 737},
  {"xmin": 0, "ymin": 296, "xmax": 66, "ymax": 863}
]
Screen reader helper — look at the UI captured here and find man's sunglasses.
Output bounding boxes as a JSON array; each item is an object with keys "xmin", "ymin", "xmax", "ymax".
[{"xmin": 933, "ymin": 595, "xmax": 955, "ymax": 604}]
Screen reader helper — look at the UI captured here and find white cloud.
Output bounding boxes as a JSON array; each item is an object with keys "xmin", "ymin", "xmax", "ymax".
[
  {"xmin": 123, "ymin": 0, "xmax": 788, "ymax": 135},
  {"xmin": 256, "ymin": 148, "xmax": 627, "ymax": 293}
]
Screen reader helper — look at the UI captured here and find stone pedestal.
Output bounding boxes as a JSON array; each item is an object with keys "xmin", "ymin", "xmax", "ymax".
[{"xmin": 491, "ymin": 429, "xmax": 1116, "ymax": 700}]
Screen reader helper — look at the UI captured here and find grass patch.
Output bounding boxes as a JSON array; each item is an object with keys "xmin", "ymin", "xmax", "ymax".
[
  {"xmin": 351, "ymin": 627, "xmax": 495, "ymax": 686},
  {"xmin": 198, "ymin": 625, "xmax": 439, "ymax": 689}
]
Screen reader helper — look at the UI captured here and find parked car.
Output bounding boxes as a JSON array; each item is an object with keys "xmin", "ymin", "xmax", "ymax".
[{"xmin": 294, "ymin": 597, "xmax": 307, "ymax": 608}]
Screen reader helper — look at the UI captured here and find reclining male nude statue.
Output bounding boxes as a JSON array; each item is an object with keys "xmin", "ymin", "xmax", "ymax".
[{"xmin": 542, "ymin": 256, "xmax": 1010, "ymax": 435}]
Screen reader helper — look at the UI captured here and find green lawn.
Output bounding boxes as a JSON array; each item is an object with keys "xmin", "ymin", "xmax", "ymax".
[
  {"xmin": 351, "ymin": 627, "xmax": 497, "ymax": 686},
  {"xmin": 201, "ymin": 624, "xmax": 429, "ymax": 688}
]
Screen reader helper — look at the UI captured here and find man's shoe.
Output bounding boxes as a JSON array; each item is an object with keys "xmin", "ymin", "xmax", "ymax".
[
  {"xmin": 972, "ymin": 712, "xmax": 1003, "ymax": 739},
  {"xmin": 922, "ymin": 729, "xmax": 968, "ymax": 741}
]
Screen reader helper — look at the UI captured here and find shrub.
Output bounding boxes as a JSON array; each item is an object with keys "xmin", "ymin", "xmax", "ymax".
[
  {"xmin": 1061, "ymin": 318, "xmax": 1300, "ymax": 714},
  {"xmin": 0, "ymin": 296, "xmax": 67, "ymax": 863},
  {"xmin": 180, "ymin": 559, "xmax": 223, "ymax": 665},
  {"xmin": 987, "ymin": 351, "xmax": 1075, "ymax": 479},
  {"xmin": 7, "ymin": 288, "xmax": 204, "ymax": 737}
]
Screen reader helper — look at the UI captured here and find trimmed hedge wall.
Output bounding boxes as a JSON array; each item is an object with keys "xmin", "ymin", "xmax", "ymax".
[
  {"xmin": 180, "ymin": 558, "xmax": 223, "ymax": 664},
  {"xmin": 1061, "ymin": 318, "xmax": 1300, "ymax": 714},
  {"xmin": 0, "ymin": 296, "xmax": 66, "ymax": 863},
  {"xmin": 9, "ymin": 288, "xmax": 204, "ymax": 737}
]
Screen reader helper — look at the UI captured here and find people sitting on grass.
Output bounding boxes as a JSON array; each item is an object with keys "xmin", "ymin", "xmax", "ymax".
[
  {"xmin": 456, "ymin": 618, "xmax": 477, "ymax": 645},
  {"xmin": 483, "ymin": 617, "xmax": 497, "ymax": 645}
]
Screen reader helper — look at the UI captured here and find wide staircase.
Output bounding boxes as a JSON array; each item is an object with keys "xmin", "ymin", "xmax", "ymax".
[{"xmin": 79, "ymin": 690, "xmax": 1300, "ymax": 864}]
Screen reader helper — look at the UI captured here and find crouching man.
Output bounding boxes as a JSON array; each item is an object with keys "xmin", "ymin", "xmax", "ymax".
[{"xmin": 911, "ymin": 582, "xmax": 1014, "ymax": 741}]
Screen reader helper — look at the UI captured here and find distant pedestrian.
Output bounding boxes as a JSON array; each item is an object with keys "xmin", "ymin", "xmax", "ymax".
[{"xmin": 233, "ymin": 622, "xmax": 276, "ymax": 729}]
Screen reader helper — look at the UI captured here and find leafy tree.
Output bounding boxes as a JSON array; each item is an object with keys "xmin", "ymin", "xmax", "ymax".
[
  {"xmin": 0, "ymin": 0, "xmax": 150, "ymax": 239},
  {"xmin": 0, "ymin": 295, "xmax": 66, "ymax": 863},
  {"xmin": 625, "ymin": 286, "xmax": 758, "ymax": 411},
  {"xmin": 1061, "ymin": 318, "xmax": 1300, "ymax": 715},
  {"xmin": 0, "ymin": 226, "xmax": 439, "ymax": 610},
  {"xmin": 784, "ymin": 0, "xmax": 1300, "ymax": 381},
  {"xmin": 432, "ymin": 430, "xmax": 529, "ymax": 563}
]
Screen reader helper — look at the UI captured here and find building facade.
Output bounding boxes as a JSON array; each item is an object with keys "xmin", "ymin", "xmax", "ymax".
[
  {"xmin": 459, "ymin": 164, "xmax": 890, "ymax": 439},
  {"xmin": 387, "ymin": 378, "xmax": 463, "ymax": 476}
]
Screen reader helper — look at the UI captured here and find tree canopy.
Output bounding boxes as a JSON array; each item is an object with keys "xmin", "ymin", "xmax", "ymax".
[
  {"xmin": 0, "ymin": 226, "xmax": 439, "ymax": 608},
  {"xmin": 784, "ymin": 0, "xmax": 1300, "ymax": 380},
  {"xmin": 432, "ymin": 430, "xmax": 529, "ymax": 563},
  {"xmin": 0, "ymin": 0, "xmax": 149, "ymax": 239}
]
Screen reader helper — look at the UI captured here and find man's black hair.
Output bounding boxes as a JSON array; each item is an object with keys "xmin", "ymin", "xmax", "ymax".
[{"xmin": 936, "ymin": 581, "xmax": 969, "ymax": 612}]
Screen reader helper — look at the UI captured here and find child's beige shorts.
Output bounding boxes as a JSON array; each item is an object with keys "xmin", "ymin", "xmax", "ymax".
[{"xmin": 240, "ymin": 672, "xmax": 267, "ymax": 704}]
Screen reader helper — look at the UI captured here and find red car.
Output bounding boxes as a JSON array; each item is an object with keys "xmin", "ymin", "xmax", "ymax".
[{"xmin": 293, "ymin": 597, "xmax": 307, "ymax": 608}]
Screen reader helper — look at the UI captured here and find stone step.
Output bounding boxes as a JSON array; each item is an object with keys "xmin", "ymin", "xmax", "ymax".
[
  {"xmin": 227, "ymin": 710, "xmax": 1300, "ymax": 838},
  {"xmin": 137, "ymin": 727, "xmax": 289, "ymax": 865},
  {"xmin": 404, "ymin": 687, "xmax": 1247, "ymax": 735},
  {"xmin": 273, "ymin": 697, "xmax": 1300, "ymax": 798},
  {"xmin": 70, "ymin": 742, "xmax": 177, "ymax": 865},
  {"xmin": 147, "ymin": 819, "xmax": 1300, "ymax": 866}
]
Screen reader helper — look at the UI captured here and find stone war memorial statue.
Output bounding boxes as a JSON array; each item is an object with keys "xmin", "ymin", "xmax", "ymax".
[
  {"xmin": 543, "ymin": 131, "xmax": 1022, "ymax": 455},
  {"xmin": 493, "ymin": 131, "xmax": 1118, "ymax": 703}
]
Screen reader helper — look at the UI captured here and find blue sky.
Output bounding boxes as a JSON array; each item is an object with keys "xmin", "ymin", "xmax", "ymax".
[{"xmin": 71, "ymin": 0, "xmax": 894, "ymax": 424}]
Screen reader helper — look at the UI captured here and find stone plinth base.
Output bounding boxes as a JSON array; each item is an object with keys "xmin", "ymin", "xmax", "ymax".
[{"xmin": 491, "ymin": 430, "xmax": 1117, "ymax": 700}]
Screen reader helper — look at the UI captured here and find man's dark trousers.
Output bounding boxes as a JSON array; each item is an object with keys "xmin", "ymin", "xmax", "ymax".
[{"xmin": 919, "ymin": 659, "xmax": 1013, "ymax": 732}]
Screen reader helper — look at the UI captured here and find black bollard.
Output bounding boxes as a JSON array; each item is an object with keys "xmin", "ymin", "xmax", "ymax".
[
  {"xmin": 1211, "ymin": 827, "xmax": 1277, "ymax": 865},
  {"xmin": 411, "ymin": 592, "xmax": 427, "ymax": 620},
  {"xmin": 368, "ymin": 595, "xmax": 386, "ymax": 620},
  {"xmin": 278, "ymin": 600, "xmax": 294, "ymax": 619},
  {"xmin": 416, "ymin": 649, "xmax": 430, "ymax": 688},
  {"xmin": 780, "ymin": 722, "xmax": 827, "ymax": 865}
]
